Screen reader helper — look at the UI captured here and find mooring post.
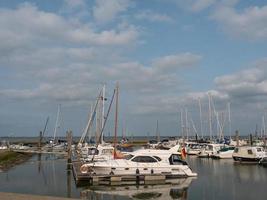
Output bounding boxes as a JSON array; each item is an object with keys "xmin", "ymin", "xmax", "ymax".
[
  {"xmin": 67, "ymin": 130, "xmax": 72, "ymax": 170},
  {"xmin": 38, "ymin": 131, "xmax": 42, "ymax": 151},
  {"xmin": 235, "ymin": 130, "xmax": 239, "ymax": 147}
]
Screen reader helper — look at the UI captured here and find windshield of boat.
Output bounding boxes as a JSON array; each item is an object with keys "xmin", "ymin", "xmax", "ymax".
[
  {"xmin": 153, "ymin": 156, "xmax": 162, "ymax": 161},
  {"xmin": 125, "ymin": 154, "xmax": 134, "ymax": 160},
  {"xmin": 131, "ymin": 156, "xmax": 158, "ymax": 163}
]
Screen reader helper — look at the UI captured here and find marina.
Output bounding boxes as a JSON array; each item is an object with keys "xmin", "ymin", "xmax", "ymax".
[{"xmin": 1, "ymin": 1, "xmax": 267, "ymax": 199}]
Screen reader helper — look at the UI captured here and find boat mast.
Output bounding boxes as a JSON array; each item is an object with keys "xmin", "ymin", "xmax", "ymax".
[
  {"xmin": 228, "ymin": 102, "xmax": 231, "ymax": 139},
  {"xmin": 114, "ymin": 82, "xmax": 119, "ymax": 158},
  {"xmin": 53, "ymin": 104, "xmax": 61, "ymax": 143},
  {"xmin": 101, "ymin": 84, "xmax": 105, "ymax": 144},
  {"xmin": 180, "ymin": 108, "xmax": 184, "ymax": 139},
  {"xmin": 261, "ymin": 115, "xmax": 266, "ymax": 138},
  {"xmin": 79, "ymin": 88, "xmax": 102, "ymax": 145},
  {"xmin": 185, "ymin": 107, "xmax": 189, "ymax": 140},
  {"xmin": 156, "ymin": 120, "xmax": 160, "ymax": 143},
  {"xmin": 208, "ymin": 93, "xmax": 212, "ymax": 141},
  {"xmin": 198, "ymin": 97, "xmax": 203, "ymax": 139}
]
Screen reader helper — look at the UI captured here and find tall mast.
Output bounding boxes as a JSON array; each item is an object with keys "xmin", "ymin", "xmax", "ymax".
[
  {"xmin": 101, "ymin": 84, "xmax": 105, "ymax": 144},
  {"xmin": 180, "ymin": 108, "xmax": 184, "ymax": 139},
  {"xmin": 227, "ymin": 102, "xmax": 231, "ymax": 139},
  {"xmin": 156, "ymin": 120, "xmax": 160, "ymax": 142},
  {"xmin": 185, "ymin": 107, "xmax": 189, "ymax": 140},
  {"xmin": 198, "ymin": 97, "xmax": 203, "ymax": 139},
  {"xmin": 262, "ymin": 115, "xmax": 266, "ymax": 138},
  {"xmin": 53, "ymin": 104, "xmax": 61, "ymax": 143},
  {"xmin": 114, "ymin": 82, "xmax": 119, "ymax": 155},
  {"xmin": 208, "ymin": 93, "xmax": 212, "ymax": 141}
]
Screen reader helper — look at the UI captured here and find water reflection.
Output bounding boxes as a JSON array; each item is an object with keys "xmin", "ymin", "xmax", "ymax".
[
  {"xmin": 81, "ymin": 178, "xmax": 194, "ymax": 200},
  {"xmin": 1, "ymin": 154, "xmax": 267, "ymax": 200}
]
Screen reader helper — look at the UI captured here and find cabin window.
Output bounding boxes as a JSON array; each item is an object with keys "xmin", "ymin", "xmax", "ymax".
[
  {"xmin": 88, "ymin": 148, "xmax": 99, "ymax": 155},
  {"xmin": 101, "ymin": 149, "xmax": 113, "ymax": 155},
  {"xmin": 131, "ymin": 156, "xmax": 157, "ymax": 163},
  {"xmin": 169, "ymin": 154, "xmax": 187, "ymax": 165},
  {"xmin": 125, "ymin": 154, "xmax": 134, "ymax": 160},
  {"xmin": 257, "ymin": 148, "xmax": 262, "ymax": 152},
  {"xmin": 153, "ymin": 156, "xmax": 162, "ymax": 161},
  {"xmin": 234, "ymin": 148, "xmax": 239, "ymax": 153},
  {"xmin": 247, "ymin": 149, "xmax": 253, "ymax": 155}
]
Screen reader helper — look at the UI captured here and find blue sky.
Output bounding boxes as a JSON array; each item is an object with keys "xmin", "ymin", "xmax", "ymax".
[{"xmin": 1, "ymin": 0, "xmax": 267, "ymax": 138}]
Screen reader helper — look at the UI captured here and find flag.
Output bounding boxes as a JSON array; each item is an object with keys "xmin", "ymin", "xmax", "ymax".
[{"xmin": 181, "ymin": 146, "xmax": 186, "ymax": 160}]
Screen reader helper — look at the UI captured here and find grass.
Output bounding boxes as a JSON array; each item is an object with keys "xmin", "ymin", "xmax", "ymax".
[{"xmin": 0, "ymin": 150, "xmax": 32, "ymax": 171}]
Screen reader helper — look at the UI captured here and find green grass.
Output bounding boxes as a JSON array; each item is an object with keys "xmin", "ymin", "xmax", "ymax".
[{"xmin": 0, "ymin": 150, "xmax": 32, "ymax": 170}]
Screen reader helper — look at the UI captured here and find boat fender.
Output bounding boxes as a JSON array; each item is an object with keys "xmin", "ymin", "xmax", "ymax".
[
  {"xmin": 80, "ymin": 165, "xmax": 88, "ymax": 174},
  {"xmin": 151, "ymin": 169, "xmax": 154, "ymax": 174},
  {"xmin": 136, "ymin": 169, "xmax": 140, "ymax": 174}
]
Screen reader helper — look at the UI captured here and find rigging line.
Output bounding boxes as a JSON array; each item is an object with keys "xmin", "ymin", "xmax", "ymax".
[{"xmin": 91, "ymin": 88, "xmax": 116, "ymax": 162}]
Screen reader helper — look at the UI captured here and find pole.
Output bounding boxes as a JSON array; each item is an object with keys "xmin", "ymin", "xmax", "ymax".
[
  {"xmin": 67, "ymin": 130, "xmax": 72, "ymax": 168},
  {"xmin": 228, "ymin": 102, "xmax": 231, "ymax": 138},
  {"xmin": 208, "ymin": 93, "xmax": 212, "ymax": 141},
  {"xmin": 198, "ymin": 97, "xmax": 203, "ymax": 139},
  {"xmin": 114, "ymin": 82, "xmax": 119, "ymax": 158}
]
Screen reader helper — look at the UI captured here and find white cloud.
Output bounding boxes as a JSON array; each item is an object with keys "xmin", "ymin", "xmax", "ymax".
[
  {"xmin": 191, "ymin": 0, "xmax": 217, "ymax": 12},
  {"xmin": 135, "ymin": 10, "xmax": 174, "ymax": 23},
  {"xmin": 0, "ymin": 3, "xmax": 139, "ymax": 50},
  {"xmin": 212, "ymin": 4, "xmax": 267, "ymax": 39},
  {"xmin": 153, "ymin": 53, "xmax": 202, "ymax": 72},
  {"xmin": 214, "ymin": 62, "xmax": 267, "ymax": 98},
  {"xmin": 93, "ymin": 0, "xmax": 131, "ymax": 23},
  {"xmin": 64, "ymin": 0, "xmax": 86, "ymax": 9},
  {"xmin": 173, "ymin": 0, "xmax": 218, "ymax": 12}
]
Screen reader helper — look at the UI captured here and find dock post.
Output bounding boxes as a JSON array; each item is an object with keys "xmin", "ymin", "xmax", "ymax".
[
  {"xmin": 67, "ymin": 130, "xmax": 72, "ymax": 170},
  {"xmin": 38, "ymin": 131, "xmax": 42, "ymax": 151}
]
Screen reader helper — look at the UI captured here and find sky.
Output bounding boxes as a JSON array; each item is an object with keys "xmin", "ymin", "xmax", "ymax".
[{"xmin": 1, "ymin": 0, "xmax": 267, "ymax": 138}]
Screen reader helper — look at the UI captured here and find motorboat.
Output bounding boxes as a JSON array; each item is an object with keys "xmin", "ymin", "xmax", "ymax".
[
  {"xmin": 211, "ymin": 146, "xmax": 235, "ymax": 159},
  {"xmin": 80, "ymin": 145, "xmax": 197, "ymax": 177},
  {"xmin": 82, "ymin": 144, "xmax": 115, "ymax": 162},
  {"xmin": 197, "ymin": 143, "xmax": 225, "ymax": 158},
  {"xmin": 147, "ymin": 139, "xmax": 160, "ymax": 149},
  {"xmin": 0, "ymin": 140, "xmax": 8, "ymax": 150},
  {"xmin": 186, "ymin": 143, "xmax": 207, "ymax": 155},
  {"xmin": 232, "ymin": 146, "xmax": 266, "ymax": 163},
  {"xmin": 159, "ymin": 137, "xmax": 178, "ymax": 149}
]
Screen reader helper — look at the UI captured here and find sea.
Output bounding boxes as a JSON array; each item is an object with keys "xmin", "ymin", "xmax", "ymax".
[{"xmin": 0, "ymin": 152, "xmax": 267, "ymax": 200}]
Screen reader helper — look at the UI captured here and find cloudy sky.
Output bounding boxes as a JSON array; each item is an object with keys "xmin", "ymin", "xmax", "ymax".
[{"xmin": 1, "ymin": 0, "xmax": 267, "ymax": 138}]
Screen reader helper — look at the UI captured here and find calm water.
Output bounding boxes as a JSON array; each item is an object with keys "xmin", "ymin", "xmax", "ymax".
[{"xmin": 0, "ymin": 154, "xmax": 267, "ymax": 200}]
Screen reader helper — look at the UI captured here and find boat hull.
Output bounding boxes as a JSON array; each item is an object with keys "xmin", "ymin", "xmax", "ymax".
[{"xmin": 232, "ymin": 156, "xmax": 262, "ymax": 163}]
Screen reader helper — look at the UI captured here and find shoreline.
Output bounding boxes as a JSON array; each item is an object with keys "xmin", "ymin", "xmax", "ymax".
[{"xmin": 0, "ymin": 150, "xmax": 33, "ymax": 172}]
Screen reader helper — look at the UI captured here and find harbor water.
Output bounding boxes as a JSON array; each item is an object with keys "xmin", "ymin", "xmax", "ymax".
[{"xmin": 0, "ymin": 154, "xmax": 266, "ymax": 200}]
